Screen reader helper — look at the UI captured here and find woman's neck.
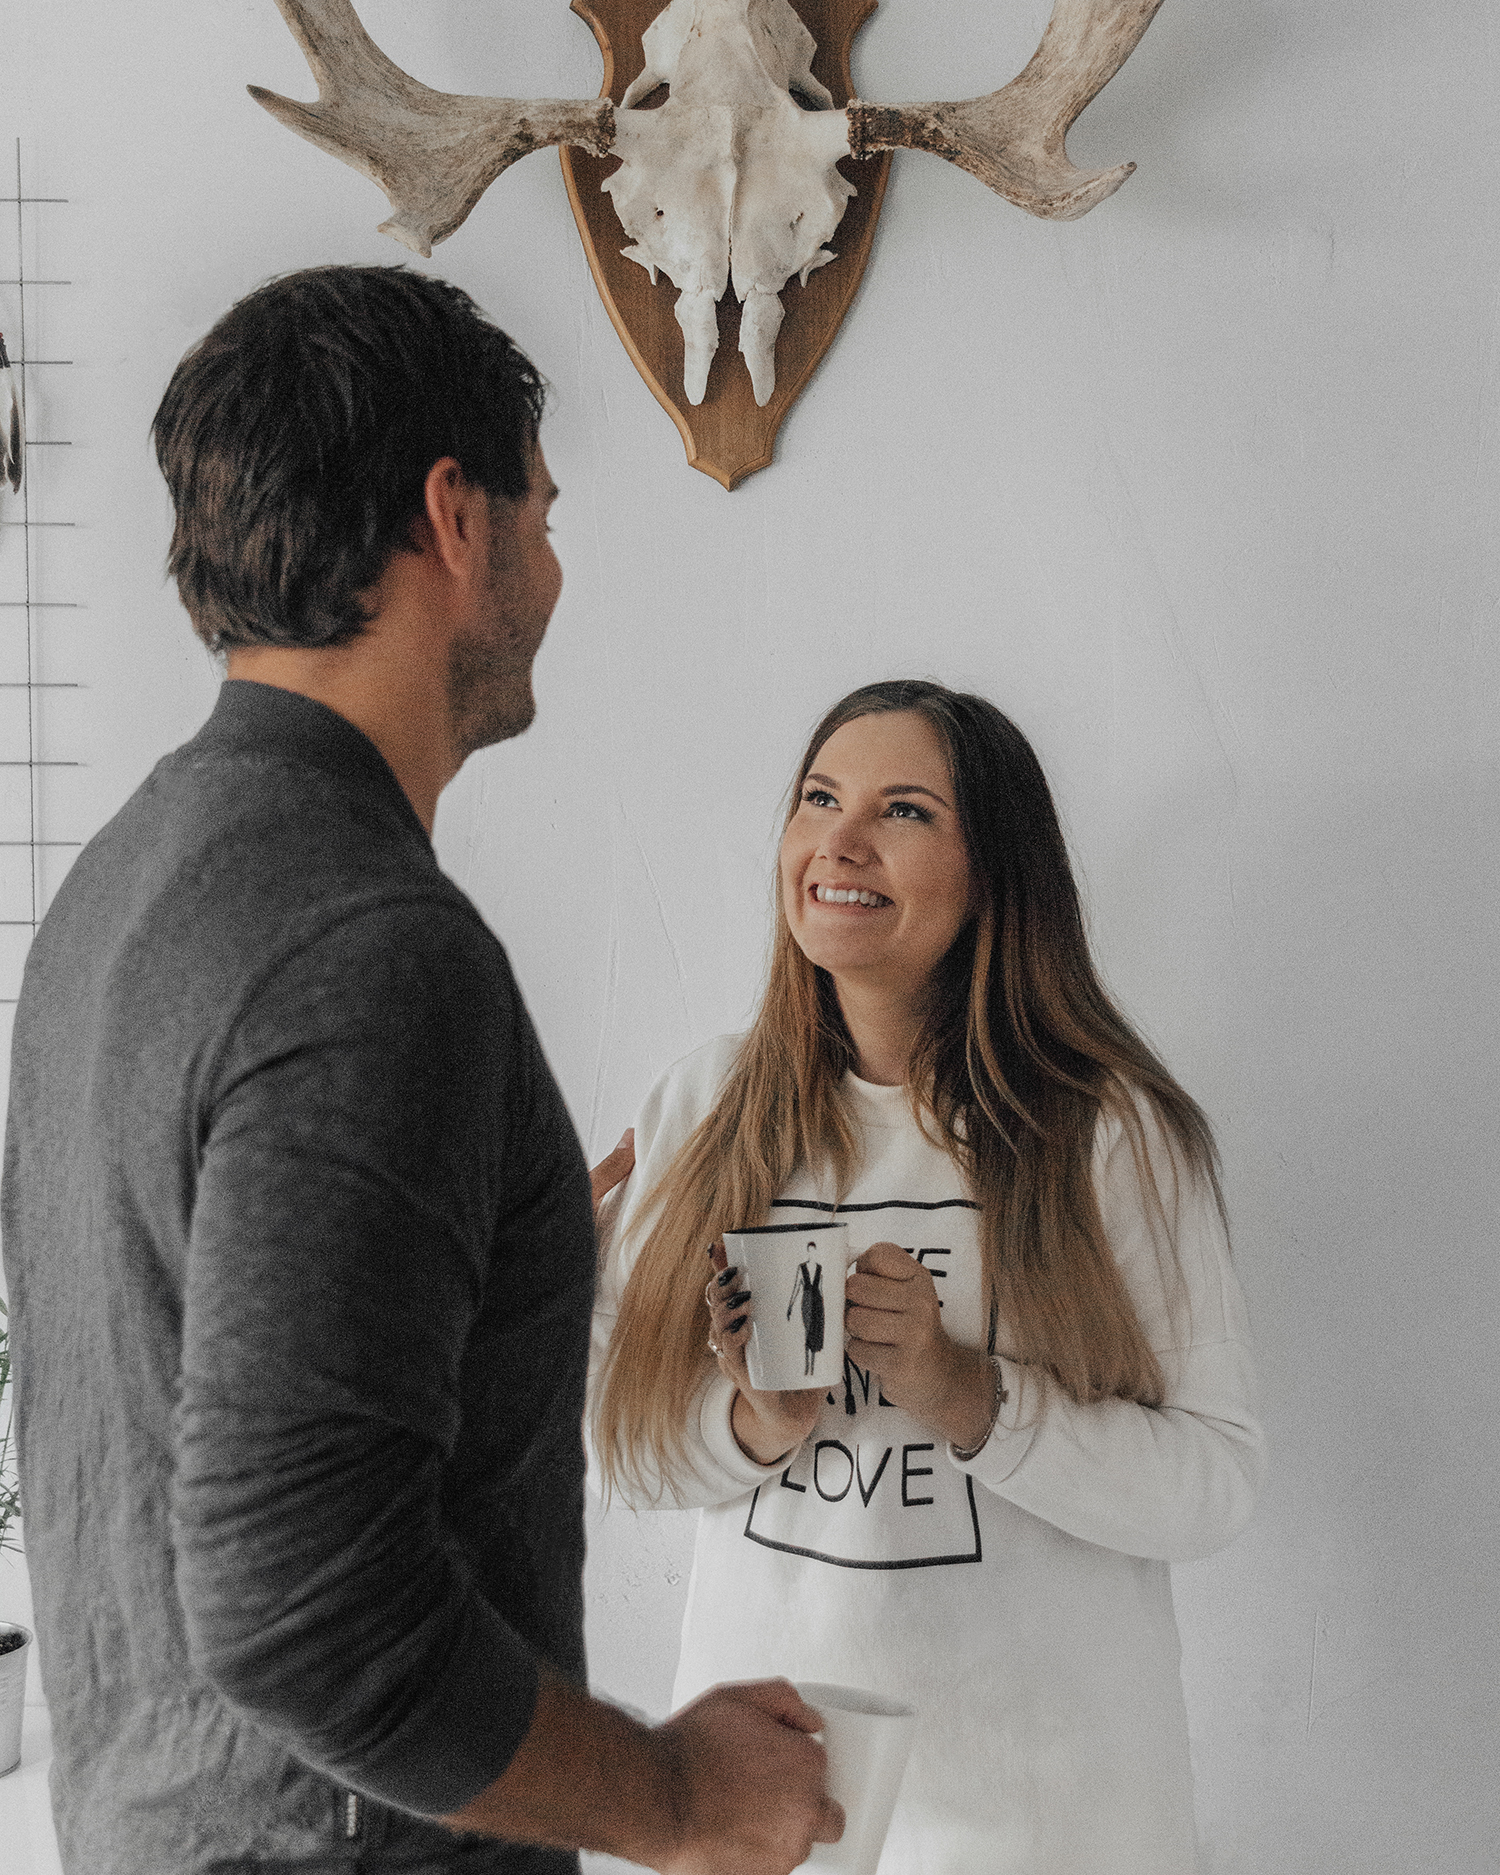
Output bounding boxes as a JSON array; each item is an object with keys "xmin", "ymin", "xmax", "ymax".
[{"xmin": 834, "ymin": 976, "xmax": 928, "ymax": 1086}]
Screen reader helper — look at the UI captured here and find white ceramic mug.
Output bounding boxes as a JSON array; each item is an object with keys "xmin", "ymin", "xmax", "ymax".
[
  {"xmin": 723, "ymin": 1221, "xmax": 850, "ymax": 1392},
  {"xmin": 792, "ymin": 1681, "xmax": 916, "ymax": 1874}
]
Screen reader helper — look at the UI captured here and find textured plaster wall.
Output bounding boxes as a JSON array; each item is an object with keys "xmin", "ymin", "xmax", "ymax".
[{"xmin": 1, "ymin": 2, "xmax": 1497, "ymax": 1870}]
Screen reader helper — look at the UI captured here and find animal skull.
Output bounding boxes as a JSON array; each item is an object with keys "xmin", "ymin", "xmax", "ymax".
[
  {"xmin": 252, "ymin": 0, "xmax": 1166, "ymax": 407},
  {"xmin": 606, "ymin": 0, "xmax": 854, "ymax": 405}
]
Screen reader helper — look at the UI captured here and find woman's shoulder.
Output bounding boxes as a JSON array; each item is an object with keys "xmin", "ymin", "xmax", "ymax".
[
  {"xmin": 668, "ymin": 1030, "xmax": 748, "ymax": 1094},
  {"xmin": 597, "ymin": 1033, "xmax": 747, "ymax": 1275},
  {"xmin": 626, "ymin": 1032, "xmax": 747, "ymax": 1174},
  {"xmin": 1089, "ymin": 1080, "xmax": 1204, "ymax": 1183},
  {"xmin": 640, "ymin": 1031, "xmax": 746, "ymax": 1128}
]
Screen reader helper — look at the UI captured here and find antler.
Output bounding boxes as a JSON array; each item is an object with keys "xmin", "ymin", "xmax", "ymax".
[
  {"xmin": 847, "ymin": 0, "xmax": 1165, "ymax": 221},
  {"xmin": 248, "ymin": 0, "xmax": 613, "ymax": 257}
]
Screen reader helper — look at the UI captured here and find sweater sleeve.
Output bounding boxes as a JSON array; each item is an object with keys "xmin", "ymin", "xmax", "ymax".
[
  {"xmin": 590, "ymin": 1036, "xmax": 790, "ymax": 1509},
  {"xmin": 171, "ymin": 901, "xmax": 547, "ymax": 1817},
  {"xmin": 950, "ymin": 1099, "xmax": 1267, "ymax": 1563}
]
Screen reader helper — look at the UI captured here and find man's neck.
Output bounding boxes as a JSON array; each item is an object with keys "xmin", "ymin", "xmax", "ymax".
[{"xmin": 225, "ymin": 636, "xmax": 458, "ymax": 836}]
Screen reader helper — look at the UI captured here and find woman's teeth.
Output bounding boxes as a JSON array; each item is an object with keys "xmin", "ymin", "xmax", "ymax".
[{"xmin": 815, "ymin": 886, "xmax": 890, "ymax": 907}]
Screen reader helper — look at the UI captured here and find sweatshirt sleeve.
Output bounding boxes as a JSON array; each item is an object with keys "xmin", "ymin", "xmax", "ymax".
[
  {"xmin": 590, "ymin": 1035, "xmax": 790, "ymax": 1509},
  {"xmin": 172, "ymin": 901, "xmax": 551, "ymax": 1817},
  {"xmin": 950, "ymin": 1099, "xmax": 1267, "ymax": 1564}
]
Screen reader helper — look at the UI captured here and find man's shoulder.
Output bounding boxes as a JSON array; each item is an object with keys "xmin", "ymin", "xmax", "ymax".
[
  {"xmin": 244, "ymin": 890, "xmax": 513, "ymax": 1037},
  {"xmin": 22, "ymin": 727, "xmax": 492, "ymax": 1055}
]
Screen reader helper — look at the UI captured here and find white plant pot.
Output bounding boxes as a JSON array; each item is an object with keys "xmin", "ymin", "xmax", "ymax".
[{"xmin": 0, "ymin": 1624, "xmax": 32, "ymax": 1776}]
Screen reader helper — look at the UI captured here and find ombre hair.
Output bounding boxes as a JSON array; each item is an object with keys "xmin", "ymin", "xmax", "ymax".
[{"xmin": 593, "ymin": 680, "xmax": 1223, "ymax": 1503}]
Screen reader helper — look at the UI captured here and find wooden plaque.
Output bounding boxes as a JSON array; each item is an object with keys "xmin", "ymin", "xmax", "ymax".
[{"xmin": 561, "ymin": 0, "xmax": 892, "ymax": 489}]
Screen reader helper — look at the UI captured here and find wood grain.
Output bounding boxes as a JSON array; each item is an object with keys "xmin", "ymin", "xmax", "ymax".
[{"xmin": 561, "ymin": 0, "xmax": 891, "ymax": 489}]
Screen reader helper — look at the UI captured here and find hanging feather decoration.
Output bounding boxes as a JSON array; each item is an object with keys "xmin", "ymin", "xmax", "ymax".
[{"xmin": 0, "ymin": 332, "xmax": 23, "ymax": 495}]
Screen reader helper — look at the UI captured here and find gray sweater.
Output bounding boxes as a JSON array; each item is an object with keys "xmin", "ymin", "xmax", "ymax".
[{"xmin": 2, "ymin": 681, "xmax": 594, "ymax": 1873}]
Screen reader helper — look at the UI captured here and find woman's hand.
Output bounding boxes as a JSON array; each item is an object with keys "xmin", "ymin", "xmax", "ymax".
[
  {"xmin": 590, "ymin": 1128, "xmax": 635, "ymax": 1219},
  {"xmin": 705, "ymin": 1242, "xmax": 823, "ymax": 1466},
  {"xmin": 845, "ymin": 1242, "xmax": 996, "ymax": 1451}
]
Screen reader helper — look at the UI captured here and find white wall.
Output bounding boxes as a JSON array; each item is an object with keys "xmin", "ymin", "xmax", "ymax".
[{"xmin": 2, "ymin": 1, "xmax": 1497, "ymax": 1869}]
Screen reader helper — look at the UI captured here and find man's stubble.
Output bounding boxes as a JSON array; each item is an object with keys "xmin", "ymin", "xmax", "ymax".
[{"xmin": 446, "ymin": 519, "xmax": 544, "ymax": 759}]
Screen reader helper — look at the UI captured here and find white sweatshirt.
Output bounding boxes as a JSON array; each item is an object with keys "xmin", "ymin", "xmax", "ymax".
[{"xmin": 592, "ymin": 1036, "xmax": 1266, "ymax": 1875}]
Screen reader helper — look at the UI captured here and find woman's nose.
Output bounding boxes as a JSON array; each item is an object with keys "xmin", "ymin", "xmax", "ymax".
[{"xmin": 818, "ymin": 823, "xmax": 874, "ymax": 865}]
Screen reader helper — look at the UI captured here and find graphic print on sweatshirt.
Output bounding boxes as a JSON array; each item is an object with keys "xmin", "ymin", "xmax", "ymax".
[{"xmin": 743, "ymin": 1194, "xmax": 988, "ymax": 1569}]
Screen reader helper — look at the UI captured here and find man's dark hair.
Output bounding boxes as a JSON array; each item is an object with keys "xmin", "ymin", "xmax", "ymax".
[{"xmin": 151, "ymin": 265, "xmax": 547, "ymax": 652}]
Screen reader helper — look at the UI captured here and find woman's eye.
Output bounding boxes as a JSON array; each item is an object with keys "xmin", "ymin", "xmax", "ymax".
[
  {"xmin": 887, "ymin": 800, "xmax": 932, "ymax": 822},
  {"xmin": 803, "ymin": 788, "xmax": 835, "ymax": 807}
]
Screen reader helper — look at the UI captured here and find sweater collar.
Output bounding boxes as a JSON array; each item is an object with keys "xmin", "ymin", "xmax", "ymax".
[
  {"xmin": 190, "ymin": 679, "xmax": 429, "ymax": 846},
  {"xmin": 843, "ymin": 1071, "xmax": 912, "ymax": 1130}
]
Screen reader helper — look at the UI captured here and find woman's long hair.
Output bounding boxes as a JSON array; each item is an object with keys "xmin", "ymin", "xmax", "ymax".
[{"xmin": 593, "ymin": 681, "xmax": 1224, "ymax": 1502}]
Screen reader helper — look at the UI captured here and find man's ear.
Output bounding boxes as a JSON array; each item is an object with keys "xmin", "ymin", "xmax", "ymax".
[{"xmin": 420, "ymin": 457, "xmax": 486, "ymax": 578}]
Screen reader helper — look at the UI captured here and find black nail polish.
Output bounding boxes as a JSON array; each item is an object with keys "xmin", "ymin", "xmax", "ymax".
[
  {"xmin": 725, "ymin": 1290, "xmax": 751, "ymax": 1310},
  {"xmin": 716, "ymin": 1266, "xmax": 739, "ymax": 1288},
  {"xmin": 726, "ymin": 1314, "xmax": 747, "ymax": 1334}
]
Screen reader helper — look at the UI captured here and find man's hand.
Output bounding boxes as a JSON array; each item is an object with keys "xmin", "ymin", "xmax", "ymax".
[
  {"xmin": 440, "ymin": 1668, "xmax": 841, "ymax": 1875},
  {"xmin": 656, "ymin": 1678, "xmax": 844, "ymax": 1874},
  {"xmin": 845, "ymin": 1241, "xmax": 994, "ymax": 1451},
  {"xmin": 590, "ymin": 1128, "xmax": 634, "ymax": 1219}
]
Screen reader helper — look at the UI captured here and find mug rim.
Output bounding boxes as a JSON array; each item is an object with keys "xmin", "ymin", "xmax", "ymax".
[{"xmin": 794, "ymin": 1679, "xmax": 915, "ymax": 1721}]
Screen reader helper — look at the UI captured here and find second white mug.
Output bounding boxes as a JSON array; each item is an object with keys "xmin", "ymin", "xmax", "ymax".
[{"xmin": 793, "ymin": 1680, "xmax": 916, "ymax": 1875}]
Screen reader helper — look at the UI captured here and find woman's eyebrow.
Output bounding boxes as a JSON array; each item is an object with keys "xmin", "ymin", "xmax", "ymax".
[
  {"xmin": 883, "ymin": 783, "xmax": 951, "ymax": 807},
  {"xmin": 804, "ymin": 773, "xmax": 952, "ymax": 809}
]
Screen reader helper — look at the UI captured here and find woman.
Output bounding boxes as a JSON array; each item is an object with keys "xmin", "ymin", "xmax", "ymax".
[{"xmin": 591, "ymin": 680, "xmax": 1264, "ymax": 1873}]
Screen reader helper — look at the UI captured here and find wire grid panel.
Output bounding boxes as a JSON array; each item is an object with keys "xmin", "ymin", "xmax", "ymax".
[{"xmin": 0, "ymin": 141, "xmax": 79, "ymax": 1011}]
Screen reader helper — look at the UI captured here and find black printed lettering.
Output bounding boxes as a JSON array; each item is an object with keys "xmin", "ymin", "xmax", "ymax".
[
  {"xmin": 901, "ymin": 1443, "xmax": 935, "ymax": 1507},
  {"xmin": 856, "ymin": 1445, "xmax": 892, "ymax": 1508},
  {"xmin": 779, "ymin": 1465, "xmax": 806, "ymax": 1494},
  {"xmin": 843, "ymin": 1356, "xmax": 899, "ymax": 1411},
  {"xmin": 813, "ymin": 1440, "xmax": 854, "ymax": 1503},
  {"xmin": 844, "ymin": 1358, "xmax": 874, "ymax": 1409}
]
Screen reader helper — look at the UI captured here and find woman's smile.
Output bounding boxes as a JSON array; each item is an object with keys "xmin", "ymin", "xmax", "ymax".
[{"xmin": 809, "ymin": 884, "xmax": 894, "ymax": 909}]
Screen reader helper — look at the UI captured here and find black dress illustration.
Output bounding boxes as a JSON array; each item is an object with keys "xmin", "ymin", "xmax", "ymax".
[{"xmin": 786, "ymin": 1258, "xmax": 826, "ymax": 1376}]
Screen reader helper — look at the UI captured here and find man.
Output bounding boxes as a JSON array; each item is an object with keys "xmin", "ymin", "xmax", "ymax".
[{"xmin": 0, "ymin": 266, "xmax": 841, "ymax": 1875}]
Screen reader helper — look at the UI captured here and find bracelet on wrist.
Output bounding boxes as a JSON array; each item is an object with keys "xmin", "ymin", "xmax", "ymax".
[{"xmin": 951, "ymin": 1357, "xmax": 1008, "ymax": 1462}]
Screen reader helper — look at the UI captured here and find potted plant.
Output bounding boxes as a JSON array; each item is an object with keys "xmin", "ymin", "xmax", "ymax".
[{"xmin": 0, "ymin": 1294, "xmax": 31, "ymax": 1777}]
